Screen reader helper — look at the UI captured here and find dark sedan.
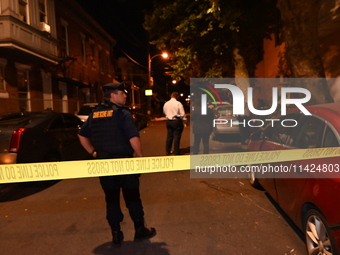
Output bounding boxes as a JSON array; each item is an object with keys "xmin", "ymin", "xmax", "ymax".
[
  {"xmin": 248, "ymin": 102, "xmax": 340, "ymax": 255},
  {"xmin": 0, "ymin": 111, "xmax": 89, "ymax": 164}
]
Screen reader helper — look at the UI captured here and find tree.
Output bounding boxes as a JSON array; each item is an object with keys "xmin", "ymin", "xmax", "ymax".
[
  {"xmin": 144, "ymin": 0, "xmax": 280, "ymax": 83},
  {"xmin": 277, "ymin": 0, "xmax": 333, "ymax": 104}
]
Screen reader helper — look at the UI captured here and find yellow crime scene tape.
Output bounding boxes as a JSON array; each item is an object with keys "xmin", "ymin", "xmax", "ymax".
[{"xmin": 1, "ymin": 146, "xmax": 340, "ymax": 184}]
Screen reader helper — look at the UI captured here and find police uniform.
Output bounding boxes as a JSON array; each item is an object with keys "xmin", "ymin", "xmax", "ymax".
[{"xmin": 78, "ymin": 82, "xmax": 155, "ymax": 246}]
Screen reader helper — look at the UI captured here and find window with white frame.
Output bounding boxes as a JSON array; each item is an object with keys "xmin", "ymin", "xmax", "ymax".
[
  {"xmin": 17, "ymin": 70, "xmax": 29, "ymax": 111},
  {"xmin": 19, "ymin": 0, "xmax": 28, "ymax": 23},
  {"xmin": 60, "ymin": 23, "xmax": 69, "ymax": 58},
  {"xmin": 38, "ymin": 0, "xmax": 47, "ymax": 23}
]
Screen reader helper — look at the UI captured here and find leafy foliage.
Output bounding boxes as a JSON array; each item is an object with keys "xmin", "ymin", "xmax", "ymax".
[{"xmin": 144, "ymin": 0, "xmax": 280, "ymax": 79}]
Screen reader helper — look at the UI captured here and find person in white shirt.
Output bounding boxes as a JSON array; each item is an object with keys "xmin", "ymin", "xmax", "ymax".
[{"xmin": 163, "ymin": 92, "xmax": 187, "ymax": 155}]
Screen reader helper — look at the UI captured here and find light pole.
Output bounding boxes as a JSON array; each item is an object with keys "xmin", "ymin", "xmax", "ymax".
[
  {"xmin": 146, "ymin": 52, "xmax": 168, "ymax": 117},
  {"xmin": 148, "ymin": 52, "xmax": 168, "ymax": 88}
]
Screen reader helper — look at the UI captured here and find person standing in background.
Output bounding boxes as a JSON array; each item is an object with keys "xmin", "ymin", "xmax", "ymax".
[
  {"xmin": 163, "ymin": 92, "xmax": 187, "ymax": 155},
  {"xmin": 191, "ymin": 102, "xmax": 214, "ymax": 154}
]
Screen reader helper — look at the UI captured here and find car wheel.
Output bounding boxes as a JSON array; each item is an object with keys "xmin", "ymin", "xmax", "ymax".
[
  {"xmin": 248, "ymin": 167, "xmax": 263, "ymax": 190},
  {"xmin": 305, "ymin": 209, "xmax": 337, "ymax": 255}
]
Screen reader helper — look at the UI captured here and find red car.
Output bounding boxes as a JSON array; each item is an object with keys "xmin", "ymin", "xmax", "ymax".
[{"xmin": 248, "ymin": 102, "xmax": 340, "ymax": 255}]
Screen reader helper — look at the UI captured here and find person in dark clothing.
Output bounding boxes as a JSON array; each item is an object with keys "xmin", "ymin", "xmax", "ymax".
[
  {"xmin": 78, "ymin": 82, "xmax": 156, "ymax": 247},
  {"xmin": 191, "ymin": 103, "xmax": 215, "ymax": 154}
]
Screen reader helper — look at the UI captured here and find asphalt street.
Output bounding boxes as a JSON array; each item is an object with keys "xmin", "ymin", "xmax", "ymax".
[{"xmin": 0, "ymin": 119, "xmax": 307, "ymax": 255}]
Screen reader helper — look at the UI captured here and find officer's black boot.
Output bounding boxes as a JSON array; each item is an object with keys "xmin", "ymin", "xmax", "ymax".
[
  {"xmin": 111, "ymin": 225, "xmax": 124, "ymax": 247},
  {"xmin": 133, "ymin": 219, "xmax": 156, "ymax": 242}
]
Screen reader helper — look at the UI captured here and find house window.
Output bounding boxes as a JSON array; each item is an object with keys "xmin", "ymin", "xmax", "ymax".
[
  {"xmin": 17, "ymin": 70, "xmax": 29, "ymax": 111},
  {"xmin": 90, "ymin": 42, "xmax": 95, "ymax": 67},
  {"xmin": 98, "ymin": 48, "xmax": 103, "ymax": 72},
  {"xmin": 81, "ymin": 34, "xmax": 86, "ymax": 64},
  {"xmin": 60, "ymin": 24, "xmax": 69, "ymax": 58},
  {"xmin": 106, "ymin": 52, "xmax": 111, "ymax": 75},
  {"xmin": 38, "ymin": 0, "xmax": 47, "ymax": 23},
  {"xmin": 0, "ymin": 65, "xmax": 5, "ymax": 92},
  {"xmin": 90, "ymin": 43, "xmax": 95, "ymax": 59},
  {"xmin": 19, "ymin": 0, "xmax": 28, "ymax": 23}
]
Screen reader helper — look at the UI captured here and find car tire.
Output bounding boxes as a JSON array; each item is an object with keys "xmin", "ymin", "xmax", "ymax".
[
  {"xmin": 304, "ymin": 208, "xmax": 338, "ymax": 255},
  {"xmin": 248, "ymin": 167, "xmax": 263, "ymax": 190}
]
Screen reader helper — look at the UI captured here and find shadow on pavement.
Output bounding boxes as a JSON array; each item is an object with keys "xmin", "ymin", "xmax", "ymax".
[
  {"xmin": 180, "ymin": 146, "xmax": 191, "ymax": 155},
  {"xmin": 0, "ymin": 180, "xmax": 60, "ymax": 202},
  {"xmin": 93, "ymin": 241, "xmax": 169, "ymax": 255}
]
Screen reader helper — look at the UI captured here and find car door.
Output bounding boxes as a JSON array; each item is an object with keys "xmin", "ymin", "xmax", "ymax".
[
  {"xmin": 60, "ymin": 114, "xmax": 89, "ymax": 160},
  {"xmin": 274, "ymin": 115, "xmax": 327, "ymax": 221},
  {"xmin": 45, "ymin": 115, "xmax": 68, "ymax": 155},
  {"xmin": 257, "ymin": 113, "xmax": 301, "ymax": 200}
]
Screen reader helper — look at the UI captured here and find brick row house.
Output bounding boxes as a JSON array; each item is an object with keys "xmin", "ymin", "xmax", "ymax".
[{"xmin": 0, "ymin": 0, "xmax": 144, "ymax": 115}]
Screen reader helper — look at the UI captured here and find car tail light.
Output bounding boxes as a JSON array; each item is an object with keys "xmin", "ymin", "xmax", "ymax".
[{"xmin": 9, "ymin": 128, "xmax": 27, "ymax": 152}]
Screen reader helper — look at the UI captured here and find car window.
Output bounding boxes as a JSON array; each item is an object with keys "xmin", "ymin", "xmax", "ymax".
[
  {"xmin": 63, "ymin": 115, "xmax": 82, "ymax": 129},
  {"xmin": 323, "ymin": 126, "xmax": 340, "ymax": 147},
  {"xmin": 294, "ymin": 116, "xmax": 325, "ymax": 148},
  {"xmin": 48, "ymin": 116, "xmax": 65, "ymax": 130},
  {"xmin": 265, "ymin": 113, "xmax": 301, "ymax": 145}
]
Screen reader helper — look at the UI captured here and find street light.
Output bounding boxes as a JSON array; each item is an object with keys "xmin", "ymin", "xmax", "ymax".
[
  {"xmin": 146, "ymin": 51, "xmax": 169, "ymax": 116},
  {"xmin": 148, "ymin": 52, "xmax": 169, "ymax": 88}
]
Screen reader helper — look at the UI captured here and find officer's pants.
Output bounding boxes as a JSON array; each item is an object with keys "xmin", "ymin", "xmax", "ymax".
[{"xmin": 99, "ymin": 174, "xmax": 144, "ymax": 230}]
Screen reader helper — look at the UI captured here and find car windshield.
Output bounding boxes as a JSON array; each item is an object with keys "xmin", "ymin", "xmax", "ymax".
[{"xmin": 216, "ymin": 106, "xmax": 233, "ymax": 116}]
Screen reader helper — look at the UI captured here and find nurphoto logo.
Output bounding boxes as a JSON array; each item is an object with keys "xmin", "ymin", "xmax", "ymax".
[{"xmin": 193, "ymin": 79, "xmax": 312, "ymax": 129}]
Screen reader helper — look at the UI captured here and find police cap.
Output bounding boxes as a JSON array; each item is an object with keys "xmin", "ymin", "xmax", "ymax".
[{"xmin": 102, "ymin": 82, "xmax": 127, "ymax": 93}]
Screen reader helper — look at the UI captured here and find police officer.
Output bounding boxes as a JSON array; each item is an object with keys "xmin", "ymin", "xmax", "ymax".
[{"xmin": 78, "ymin": 82, "xmax": 156, "ymax": 247}]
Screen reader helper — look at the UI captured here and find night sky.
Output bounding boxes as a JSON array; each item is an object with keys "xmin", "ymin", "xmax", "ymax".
[{"xmin": 77, "ymin": 0, "xmax": 153, "ymax": 67}]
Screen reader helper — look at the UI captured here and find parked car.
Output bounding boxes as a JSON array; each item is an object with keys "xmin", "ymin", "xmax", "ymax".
[
  {"xmin": 76, "ymin": 103, "xmax": 98, "ymax": 122},
  {"xmin": 76, "ymin": 103, "xmax": 148, "ymax": 131},
  {"xmin": 0, "ymin": 111, "xmax": 89, "ymax": 164},
  {"xmin": 248, "ymin": 102, "xmax": 340, "ymax": 255},
  {"xmin": 128, "ymin": 105, "xmax": 148, "ymax": 131},
  {"xmin": 212, "ymin": 103, "xmax": 240, "ymax": 140}
]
